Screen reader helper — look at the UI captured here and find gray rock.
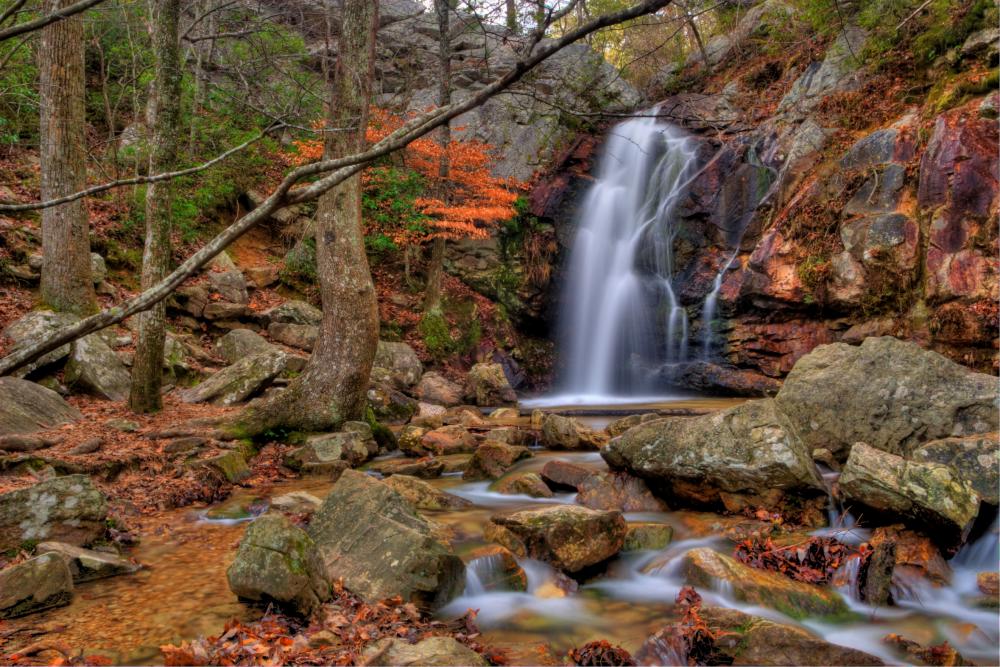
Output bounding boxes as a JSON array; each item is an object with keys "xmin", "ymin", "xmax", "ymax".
[
  {"xmin": 227, "ymin": 513, "xmax": 328, "ymax": 615},
  {"xmin": 263, "ymin": 300, "xmax": 322, "ymax": 326},
  {"xmin": 179, "ymin": 350, "xmax": 288, "ymax": 405},
  {"xmin": 774, "ymin": 337, "xmax": 999, "ymax": 459},
  {"xmin": 603, "ymin": 400, "xmax": 824, "ymax": 510},
  {"xmin": 911, "ymin": 433, "xmax": 999, "ymax": 505},
  {"xmin": 464, "ymin": 362, "xmax": 517, "ymax": 406},
  {"xmin": 361, "ymin": 637, "xmax": 488, "ymax": 666},
  {"xmin": 268, "ymin": 322, "xmax": 318, "ymax": 351},
  {"xmin": 206, "ymin": 252, "xmax": 248, "ymax": 304},
  {"xmin": 285, "ymin": 423, "xmax": 378, "ymax": 471},
  {"xmin": 64, "ymin": 334, "xmax": 132, "ymax": 401},
  {"xmin": 416, "ymin": 371, "xmax": 463, "ymax": 406},
  {"xmin": 0, "ymin": 475, "xmax": 107, "ymax": 552},
  {"xmin": 373, "ymin": 340, "xmax": 423, "ymax": 387},
  {"xmin": 778, "ymin": 25, "xmax": 867, "ymax": 115},
  {"xmin": 37, "ymin": 541, "xmax": 140, "ymax": 582},
  {"xmin": 540, "ymin": 413, "xmax": 605, "ymax": 450},
  {"xmin": 1, "ymin": 310, "xmax": 79, "ymax": 377},
  {"xmin": 0, "ymin": 553, "xmax": 74, "ymax": 619},
  {"xmin": 214, "ymin": 329, "xmax": 278, "ymax": 364},
  {"xmin": 0, "ymin": 377, "xmax": 81, "ymax": 437},
  {"xmin": 961, "ymin": 27, "xmax": 1000, "ymax": 62},
  {"xmin": 90, "ymin": 253, "xmax": 107, "ymax": 284},
  {"xmin": 270, "ymin": 491, "xmax": 323, "ymax": 516},
  {"xmin": 307, "ymin": 470, "xmax": 464, "ymax": 609},
  {"xmin": 384, "ymin": 474, "xmax": 472, "ymax": 510}
]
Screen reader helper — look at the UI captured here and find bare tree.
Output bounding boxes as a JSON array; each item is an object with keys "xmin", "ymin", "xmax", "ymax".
[{"xmin": 0, "ymin": 0, "xmax": 105, "ymax": 42}]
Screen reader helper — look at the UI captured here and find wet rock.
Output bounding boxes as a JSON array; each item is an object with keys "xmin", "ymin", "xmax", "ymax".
[
  {"xmin": 64, "ymin": 334, "xmax": 131, "ymax": 401},
  {"xmin": 483, "ymin": 425, "xmax": 527, "ymax": 446},
  {"xmin": 774, "ymin": 337, "xmax": 998, "ymax": 460},
  {"xmin": 419, "ymin": 425, "xmax": 477, "ymax": 456},
  {"xmin": 214, "ymin": 329, "xmax": 276, "ymax": 364},
  {"xmin": 604, "ymin": 399, "xmax": 824, "ymax": 513},
  {"xmin": 673, "ymin": 360, "xmax": 783, "ymax": 397},
  {"xmin": 883, "ymin": 634, "xmax": 973, "ymax": 667},
  {"xmin": 308, "ymin": 470, "xmax": 464, "ymax": 609},
  {"xmin": 540, "ymin": 459, "xmax": 592, "ymax": 491},
  {"xmin": 268, "ymin": 323, "xmax": 318, "ymax": 351},
  {"xmin": 462, "ymin": 441, "xmax": 532, "ymax": 481},
  {"xmin": 0, "ymin": 475, "xmax": 107, "ymax": 552},
  {"xmin": 0, "ymin": 553, "xmax": 74, "ymax": 619},
  {"xmin": 361, "ymin": 636, "xmax": 488, "ymax": 666},
  {"xmin": 189, "ymin": 449, "xmax": 251, "ymax": 483},
  {"xmin": 227, "ymin": 513, "xmax": 327, "ymax": 615},
  {"xmin": 683, "ymin": 548, "xmax": 848, "ymax": 618},
  {"xmin": 373, "ymin": 341, "xmax": 423, "ymax": 388},
  {"xmin": 868, "ymin": 524, "xmax": 951, "ymax": 587},
  {"xmin": 262, "ymin": 300, "xmax": 322, "ymax": 327},
  {"xmin": 416, "ymin": 372, "xmax": 464, "ymax": 407},
  {"xmin": 286, "ymin": 425, "xmax": 376, "ymax": 471},
  {"xmin": 398, "ymin": 425, "xmax": 429, "ymax": 456},
  {"xmin": 179, "ymin": 350, "xmax": 288, "ymax": 405},
  {"xmin": 576, "ymin": 471, "xmax": 667, "ymax": 512},
  {"xmin": 494, "ymin": 472, "xmax": 554, "ymax": 498},
  {"xmin": 839, "ymin": 442, "xmax": 980, "ymax": 549},
  {"xmin": 489, "ymin": 407, "xmax": 519, "ymax": 421},
  {"xmin": 36, "ymin": 542, "xmax": 140, "ymax": 582},
  {"xmin": 606, "ymin": 413, "xmax": 664, "ymax": 438},
  {"xmin": 485, "ymin": 505, "xmax": 626, "ymax": 573},
  {"xmin": 369, "ymin": 457, "xmax": 445, "ymax": 479},
  {"xmin": 367, "ymin": 383, "xmax": 418, "ymax": 425},
  {"xmin": 270, "ymin": 491, "xmax": 323, "ymax": 516},
  {"xmin": 466, "ymin": 544, "xmax": 527, "ymax": 592},
  {"xmin": 540, "ymin": 413, "xmax": 605, "ymax": 450},
  {"xmin": 1, "ymin": 310, "xmax": 79, "ymax": 377},
  {"xmin": 437, "ymin": 453, "xmax": 471, "ymax": 474},
  {"xmin": 910, "ymin": 433, "xmax": 999, "ymax": 506},
  {"xmin": 384, "ymin": 474, "xmax": 472, "ymax": 510},
  {"xmin": 464, "ymin": 362, "xmax": 517, "ymax": 406},
  {"xmin": 978, "ymin": 572, "xmax": 999, "ymax": 596},
  {"xmin": 623, "ymin": 523, "xmax": 673, "ymax": 551}
]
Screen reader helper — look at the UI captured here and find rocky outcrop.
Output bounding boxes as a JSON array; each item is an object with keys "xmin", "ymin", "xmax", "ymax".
[
  {"xmin": 0, "ymin": 475, "xmax": 107, "ymax": 552},
  {"xmin": 1, "ymin": 310, "xmax": 79, "ymax": 377},
  {"xmin": 462, "ymin": 441, "xmax": 532, "ymax": 481},
  {"xmin": 0, "ymin": 377, "xmax": 81, "ymax": 436},
  {"xmin": 307, "ymin": 470, "xmax": 464, "ymax": 609},
  {"xmin": 775, "ymin": 337, "xmax": 998, "ymax": 459},
  {"xmin": 179, "ymin": 350, "xmax": 288, "ymax": 405},
  {"xmin": 0, "ymin": 553, "xmax": 74, "ymax": 619}
]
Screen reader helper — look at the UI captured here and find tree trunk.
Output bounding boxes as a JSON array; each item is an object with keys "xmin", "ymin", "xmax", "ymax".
[
  {"xmin": 129, "ymin": 0, "xmax": 181, "ymax": 413},
  {"xmin": 38, "ymin": 0, "xmax": 95, "ymax": 316},
  {"xmin": 423, "ymin": 236, "xmax": 446, "ymax": 313},
  {"xmin": 506, "ymin": 0, "xmax": 518, "ymax": 33},
  {"xmin": 237, "ymin": 0, "xmax": 379, "ymax": 434}
]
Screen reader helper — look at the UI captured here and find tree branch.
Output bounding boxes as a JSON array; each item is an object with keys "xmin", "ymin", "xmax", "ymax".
[{"xmin": 0, "ymin": 0, "xmax": 105, "ymax": 42}]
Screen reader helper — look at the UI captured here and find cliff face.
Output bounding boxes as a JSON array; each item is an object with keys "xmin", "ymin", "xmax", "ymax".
[{"xmin": 524, "ymin": 2, "xmax": 998, "ymax": 392}]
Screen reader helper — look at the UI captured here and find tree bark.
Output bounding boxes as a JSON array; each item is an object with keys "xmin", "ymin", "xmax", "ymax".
[
  {"xmin": 38, "ymin": 0, "xmax": 96, "ymax": 316},
  {"xmin": 506, "ymin": 0, "xmax": 518, "ymax": 33},
  {"xmin": 129, "ymin": 0, "xmax": 181, "ymax": 413},
  {"xmin": 237, "ymin": 0, "xmax": 380, "ymax": 434}
]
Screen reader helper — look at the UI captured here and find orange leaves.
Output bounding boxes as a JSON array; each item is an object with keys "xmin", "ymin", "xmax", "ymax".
[
  {"xmin": 568, "ymin": 640, "xmax": 636, "ymax": 666},
  {"xmin": 734, "ymin": 535, "xmax": 852, "ymax": 585}
]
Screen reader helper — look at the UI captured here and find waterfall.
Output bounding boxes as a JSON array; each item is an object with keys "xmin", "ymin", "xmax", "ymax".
[{"xmin": 558, "ymin": 114, "xmax": 699, "ymax": 399}]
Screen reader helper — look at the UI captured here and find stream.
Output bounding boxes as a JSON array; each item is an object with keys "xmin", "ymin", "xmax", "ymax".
[{"xmin": 4, "ymin": 403, "xmax": 999, "ymax": 666}]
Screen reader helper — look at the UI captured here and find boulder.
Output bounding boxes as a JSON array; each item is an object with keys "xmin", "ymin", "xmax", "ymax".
[
  {"xmin": 683, "ymin": 548, "xmax": 848, "ymax": 618},
  {"xmin": 263, "ymin": 300, "xmax": 322, "ymax": 326},
  {"xmin": 466, "ymin": 544, "xmax": 527, "ymax": 592},
  {"xmin": 398, "ymin": 425, "xmax": 429, "ymax": 456},
  {"xmin": 418, "ymin": 425, "xmax": 477, "ymax": 456},
  {"xmin": 838, "ymin": 443, "xmax": 980, "ymax": 549},
  {"xmin": 369, "ymin": 457, "xmax": 445, "ymax": 479},
  {"xmin": 367, "ymin": 383, "xmax": 418, "ymax": 424},
  {"xmin": 605, "ymin": 413, "xmax": 663, "ymax": 438},
  {"xmin": 179, "ymin": 350, "xmax": 287, "ymax": 405},
  {"xmin": 774, "ymin": 337, "xmax": 998, "ymax": 459},
  {"xmin": 575, "ymin": 471, "xmax": 667, "ymax": 512},
  {"xmin": 416, "ymin": 372, "xmax": 464, "ymax": 407},
  {"xmin": 540, "ymin": 459, "xmax": 592, "ymax": 491},
  {"xmin": 361, "ymin": 637, "xmax": 488, "ymax": 666},
  {"xmin": 384, "ymin": 474, "xmax": 472, "ymax": 510},
  {"xmin": 285, "ymin": 423, "xmax": 378, "ymax": 471},
  {"xmin": 484, "ymin": 505, "xmax": 626, "ymax": 573},
  {"xmin": 483, "ymin": 425, "xmax": 526, "ymax": 446},
  {"xmin": 64, "ymin": 334, "xmax": 132, "ymax": 401},
  {"xmin": 540, "ymin": 413, "xmax": 605, "ymax": 450},
  {"xmin": 462, "ymin": 441, "xmax": 532, "ymax": 481},
  {"xmin": 777, "ymin": 25, "xmax": 867, "ymax": 116},
  {"xmin": 188, "ymin": 449, "xmax": 251, "ymax": 483},
  {"xmin": 373, "ymin": 341, "xmax": 423, "ymax": 387},
  {"xmin": 206, "ymin": 252, "xmax": 249, "ymax": 304},
  {"xmin": 307, "ymin": 470, "xmax": 464, "ymax": 609},
  {"xmin": 268, "ymin": 323, "xmax": 318, "ymax": 351},
  {"xmin": 464, "ymin": 362, "xmax": 517, "ymax": 406},
  {"xmin": 0, "ymin": 553, "xmax": 74, "ymax": 619},
  {"xmin": 494, "ymin": 472, "xmax": 554, "ymax": 498},
  {"xmin": 673, "ymin": 361, "xmax": 783, "ymax": 397},
  {"xmin": 0, "ymin": 475, "xmax": 107, "ymax": 552},
  {"xmin": 623, "ymin": 523, "xmax": 673, "ymax": 551},
  {"xmin": 0, "ymin": 377, "xmax": 81, "ymax": 436},
  {"xmin": 489, "ymin": 407, "xmax": 519, "ymax": 421},
  {"xmin": 269, "ymin": 491, "xmax": 323, "ymax": 516},
  {"xmin": 227, "ymin": 513, "xmax": 328, "ymax": 615},
  {"xmin": 1, "ymin": 310, "xmax": 79, "ymax": 377},
  {"xmin": 603, "ymin": 399, "xmax": 825, "ymax": 513},
  {"xmin": 910, "ymin": 433, "xmax": 999, "ymax": 505},
  {"xmin": 36, "ymin": 541, "xmax": 140, "ymax": 582},
  {"xmin": 214, "ymin": 329, "xmax": 277, "ymax": 364},
  {"xmin": 868, "ymin": 524, "xmax": 951, "ymax": 589}
]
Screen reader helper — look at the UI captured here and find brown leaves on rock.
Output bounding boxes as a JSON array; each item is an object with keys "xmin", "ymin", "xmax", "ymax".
[
  {"xmin": 883, "ymin": 634, "xmax": 976, "ymax": 667},
  {"xmin": 734, "ymin": 536, "xmax": 852, "ymax": 585},
  {"xmin": 568, "ymin": 640, "xmax": 636, "ymax": 666},
  {"xmin": 636, "ymin": 587, "xmax": 733, "ymax": 667}
]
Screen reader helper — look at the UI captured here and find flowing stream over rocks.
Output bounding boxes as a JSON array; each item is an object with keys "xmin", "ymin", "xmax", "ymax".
[{"xmin": 4, "ymin": 404, "xmax": 997, "ymax": 665}]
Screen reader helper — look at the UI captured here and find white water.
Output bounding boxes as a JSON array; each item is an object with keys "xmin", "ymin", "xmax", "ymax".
[{"xmin": 558, "ymin": 114, "xmax": 699, "ymax": 400}]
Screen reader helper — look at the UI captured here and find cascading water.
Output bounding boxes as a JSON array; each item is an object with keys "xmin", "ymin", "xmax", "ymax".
[{"xmin": 557, "ymin": 114, "xmax": 699, "ymax": 400}]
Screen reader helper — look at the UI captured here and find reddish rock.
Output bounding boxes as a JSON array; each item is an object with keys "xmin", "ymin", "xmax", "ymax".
[
  {"xmin": 725, "ymin": 320, "xmax": 838, "ymax": 377},
  {"xmin": 540, "ymin": 460, "xmax": 592, "ymax": 491},
  {"xmin": 576, "ymin": 471, "xmax": 667, "ymax": 512},
  {"xmin": 420, "ymin": 425, "xmax": 477, "ymax": 456},
  {"xmin": 869, "ymin": 524, "xmax": 951, "ymax": 587},
  {"xmin": 462, "ymin": 441, "xmax": 532, "ymax": 481}
]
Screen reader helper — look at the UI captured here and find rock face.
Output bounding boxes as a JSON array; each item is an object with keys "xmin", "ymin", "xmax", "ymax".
[
  {"xmin": 683, "ymin": 548, "xmax": 848, "ymax": 619},
  {"xmin": 37, "ymin": 542, "xmax": 140, "ymax": 582},
  {"xmin": 179, "ymin": 350, "xmax": 288, "ymax": 405},
  {"xmin": 775, "ymin": 338, "xmax": 998, "ymax": 460},
  {"xmin": 0, "ymin": 377, "xmax": 82, "ymax": 436},
  {"xmin": 0, "ymin": 475, "xmax": 107, "ymax": 552},
  {"xmin": 462, "ymin": 441, "xmax": 532, "ymax": 481},
  {"xmin": 603, "ymin": 400, "xmax": 824, "ymax": 512},
  {"xmin": 485, "ymin": 505, "xmax": 626, "ymax": 573},
  {"xmin": 911, "ymin": 433, "xmax": 999, "ymax": 506},
  {"xmin": 838, "ymin": 442, "xmax": 980, "ymax": 548},
  {"xmin": 307, "ymin": 470, "xmax": 464, "ymax": 609},
  {"xmin": 373, "ymin": 341, "xmax": 423, "ymax": 387},
  {"xmin": 64, "ymin": 334, "xmax": 132, "ymax": 401},
  {"xmin": 0, "ymin": 553, "xmax": 74, "ymax": 619},
  {"xmin": 464, "ymin": 363, "xmax": 517, "ymax": 406},
  {"xmin": 227, "ymin": 513, "xmax": 328, "ymax": 615},
  {"xmin": 361, "ymin": 637, "xmax": 488, "ymax": 667}
]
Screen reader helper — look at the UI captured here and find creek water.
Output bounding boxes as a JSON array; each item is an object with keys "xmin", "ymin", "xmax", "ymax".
[{"xmin": 6, "ymin": 415, "xmax": 998, "ymax": 666}]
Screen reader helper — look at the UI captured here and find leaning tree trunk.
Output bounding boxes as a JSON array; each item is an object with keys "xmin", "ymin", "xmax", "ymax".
[
  {"xmin": 236, "ymin": 0, "xmax": 380, "ymax": 434},
  {"xmin": 129, "ymin": 0, "xmax": 181, "ymax": 413},
  {"xmin": 39, "ymin": 0, "xmax": 96, "ymax": 316}
]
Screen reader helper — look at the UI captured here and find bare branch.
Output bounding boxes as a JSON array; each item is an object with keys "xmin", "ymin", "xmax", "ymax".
[{"xmin": 0, "ymin": 0, "xmax": 105, "ymax": 42}]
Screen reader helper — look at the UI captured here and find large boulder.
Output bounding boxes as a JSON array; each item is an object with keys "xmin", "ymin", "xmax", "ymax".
[
  {"xmin": 206, "ymin": 252, "xmax": 249, "ymax": 304},
  {"xmin": 383, "ymin": 474, "xmax": 472, "ymax": 510},
  {"xmin": 267, "ymin": 323, "xmax": 318, "ymax": 351},
  {"xmin": 0, "ymin": 377, "xmax": 81, "ymax": 436},
  {"xmin": 0, "ymin": 553, "xmax": 74, "ymax": 619},
  {"xmin": 214, "ymin": 329, "xmax": 277, "ymax": 364},
  {"xmin": 179, "ymin": 350, "xmax": 287, "ymax": 405},
  {"xmin": 494, "ymin": 472, "xmax": 553, "ymax": 498},
  {"xmin": 575, "ymin": 471, "xmax": 667, "ymax": 512},
  {"xmin": 361, "ymin": 637, "xmax": 488, "ymax": 666},
  {"xmin": 0, "ymin": 475, "xmax": 107, "ymax": 552},
  {"xmin": 540, "ymin": 459, "xmax": 592, "ymax": 491},
  {"xmin": 464, "ymin": 362, "xmax": 517, "ymax": 406},
  {"xmin": 227, "ymin": 513, "xmax": 328, "ymax": 615},
  {"xmin": 36, "ymin": 541, "xmax": 140, "ymax": 582},
  {"xmin": 774, "ymin": 337, "xmax": 998, "ymax": 459},
  {"xmin": 1, "ymin": 310, "xmax": 78, "ymax": 377},
  {"xmin": 307, "ymin": 470, "xmax": 464, "ymax": 609},
  {"xmin": 416, "ymin": 372, "xmax": 464, "ymax": 407},
  {"xmin": 462, "ymin": 441, "xmax": 532, "ymax": 481},
  {"xmin": 910, "ymin": 433, "xmax": 999, "ymax": 506},
  {"xmin": 285, "ymin": 422, "xmax": 378, "ymax": 471},
  {"xmin": 683, "ymin": 548, "xmax": 848, "ymax": 619},
  {"xmin": 374, "ymin": 341, "xmax": 423, "ymax": 388},
  {"xmin": 64, "ymin": 334, "xmax": 131, "ymax": 401},
  {"xmin": 262, "ymin": 300, "xmax": 322, "ymax": 326},
  {"xmin": 603, "ymin": 400, "xmax": 825, "ymax": 513},
  {"xmin": 484, "ymin": 505, "xmax": 626, "ymax": 573},
  {"xmin": 540, "ymin": 413, "xmax": 605, "ymax": 450},
  {"xmin": 838, "ymin": 442, "xmax": 980, "ymax": 549}
]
